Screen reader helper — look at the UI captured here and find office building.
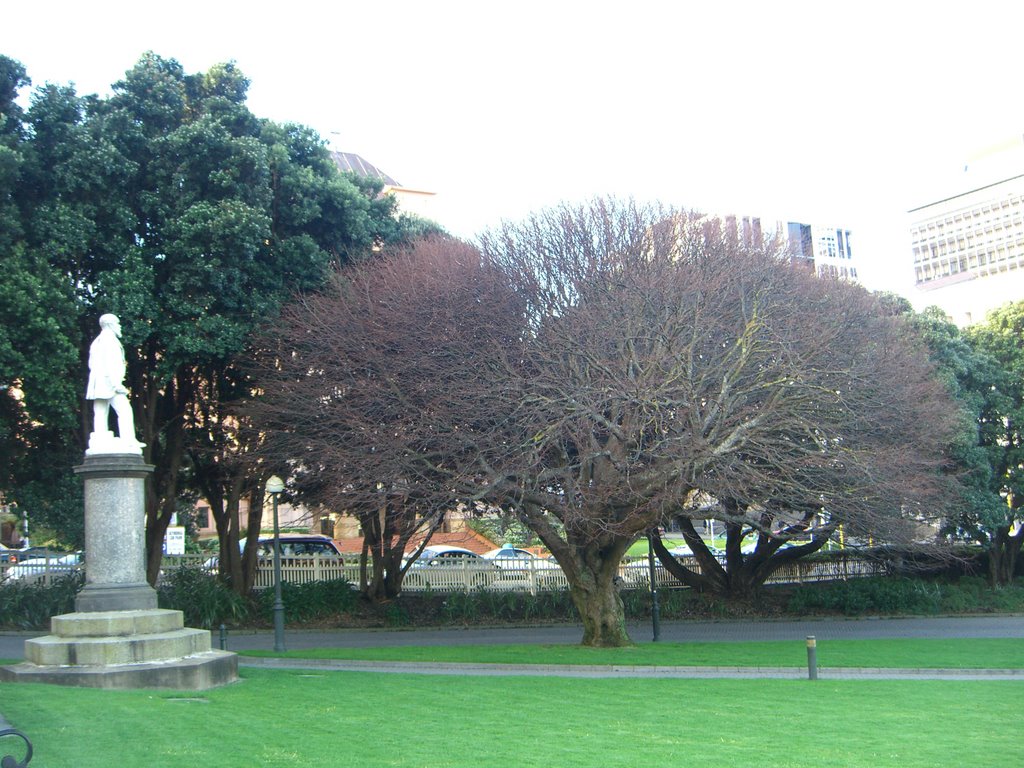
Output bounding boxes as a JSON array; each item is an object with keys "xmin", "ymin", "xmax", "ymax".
[{"xmin": 910, "ymin": 136, "xmax": 1024, "ymax": 326}]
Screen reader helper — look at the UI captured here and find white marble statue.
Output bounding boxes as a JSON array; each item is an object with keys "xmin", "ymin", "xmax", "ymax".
[{"xmin": 85, "ymin": 314, "xmax": 143, "ymax": 454}]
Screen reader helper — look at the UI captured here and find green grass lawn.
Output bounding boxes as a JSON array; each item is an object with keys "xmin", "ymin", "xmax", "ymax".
[
  {"xmin": 1, "ymin": 669, "xmax": 1020, "ymax": 767},
  {"xmin": 240, "ymin": 638, "xmax": 1024, "ymax": 669}
]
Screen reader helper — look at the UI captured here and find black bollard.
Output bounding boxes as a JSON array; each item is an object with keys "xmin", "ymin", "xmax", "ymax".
[{"xmin": 806, "ymin": 635, "xmax": 818, "ymax": 680}]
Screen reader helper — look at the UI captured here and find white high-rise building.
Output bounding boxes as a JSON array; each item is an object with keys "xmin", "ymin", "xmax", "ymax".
[
  {"xmin": 910, "ymin": 136, "xmax": 1024, "ymax": 326},
  {"xmin": 782, "ymin": 221, "xmax": 858, "ymax": 281},
  {"xmin": 717, "ymin": 214, "xmax": 860, "ymax": 282}
]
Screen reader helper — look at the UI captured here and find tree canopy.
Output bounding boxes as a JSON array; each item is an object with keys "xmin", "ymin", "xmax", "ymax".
[
  {"xmin": 0, "ymin": 53, "xmax": 426, "ymax": 575},
  {"xmin": 250, "ymin": 199, "xmax": 959, "ymax": 645},
  {"xmin": 961, "ymin": 302, "xmax": 1024, "ymax": 583}
]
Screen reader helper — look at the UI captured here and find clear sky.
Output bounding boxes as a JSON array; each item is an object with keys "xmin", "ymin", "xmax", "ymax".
[{"xmin": 5, "ymin": 1, "xmax": 1024, "ymax": 294}]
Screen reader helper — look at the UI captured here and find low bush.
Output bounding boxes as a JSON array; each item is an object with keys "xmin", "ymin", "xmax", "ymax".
[
  {"xmin": 439, "ymin": 590, "xmax": 579, "ymax": 624},
  {"xmin": 620, "ymin": 587, "xmax": 703, "ymax": 618},
  {"xmin": 0, "ymin": 572, "xmax": 84, "ymax": 629},
  {"xmin": 159, "ymin": 567, "xmax": 360, "ymax": 628},
  {"xmin": 157, "ymin": 565, "xmax": 251, "ymax": 628},
  {"xmin": 785, "ymin": 577, "xmax": 943, "ymax": 615},
  {"xmin": 7, "ymin": 571, "xmax": 1024, "ymax": 631},
  {"xmin": 784, "ymin": 575, "xmax": 1024, "ymax": 616},
  {"xmin": 250, "ymin": 578, "xmax": 359, "ymax": 624}
]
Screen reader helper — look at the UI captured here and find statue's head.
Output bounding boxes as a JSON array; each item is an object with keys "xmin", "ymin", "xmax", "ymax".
[{"xmin": 98, "ymin": 314, "xmax": 121, "ymax": 336}]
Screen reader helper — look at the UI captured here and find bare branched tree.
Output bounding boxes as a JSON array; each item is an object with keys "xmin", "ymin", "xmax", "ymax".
[
  {"xmin": 249, "ymin": 200, "xmax": 958, "ymax": 645},
  {"xmin": 246, "ymin": 237, "xmax": 525, "ymax": 600}
]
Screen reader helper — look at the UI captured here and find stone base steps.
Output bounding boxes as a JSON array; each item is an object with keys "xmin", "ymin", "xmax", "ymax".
[{"xmin": 0, "ymin": 608, "xmax": 238, "ymax": 690}]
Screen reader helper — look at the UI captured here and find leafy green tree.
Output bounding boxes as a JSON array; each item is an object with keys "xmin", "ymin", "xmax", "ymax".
[
  {"xmin": 964, "ymin": 302, "xmax": 1024, "ymax": 584},
  {"xmin": 895, "ymin": 301, "xmax": 1024, "ymax": 586},
  {"xmin": 0, "ymin": 57, "xmax": 83, "ymax": 544},
  {"xmin": 1, "ymin": 53, "xmax": 419, "ymax": 582}
]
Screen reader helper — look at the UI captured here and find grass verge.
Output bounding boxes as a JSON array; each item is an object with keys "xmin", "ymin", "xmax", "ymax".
[
  {"xmin": 1, "ymin": 669, "xmax": 1020, "ymax": 768},
  {"xmin": 239, "ymin": 638, "xmax": 1024, "ymax": 669}
]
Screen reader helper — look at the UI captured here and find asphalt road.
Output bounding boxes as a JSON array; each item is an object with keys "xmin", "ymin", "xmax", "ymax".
[{"xmin": 5, "ymin": 614, "xmax": 1019, "ymax": 659}]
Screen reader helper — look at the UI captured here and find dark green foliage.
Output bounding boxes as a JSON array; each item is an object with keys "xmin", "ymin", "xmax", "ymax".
[
  {"xmin": 158, "ymin": 566, "xmax": 358, "ymax": 628},
  {"xmin": 964, "ymin": 302, "xmax": 1024, "ymax": 583},
  {"xmin": 0, "ymin": 572, "xmax": 83, "ymax": 629},
  {"xmin": 157, "ymin": 565, "xmax": 250, "ymax": 629},
  {"xmin": 785, "ymin": 577, "xmax": 943, "ymax": 615},
  {"xmin": 784, "ymin": 576, "xmax": 1024, "ymax": 616},
  {"xmin": 382, "ymin": 602, "xmax": 413, "ymax": 627},
  {"xmin": 10, "ymin": 569, "xmax": 1024, "ymax": 631},
  {"xmin": 439, "ymin": 590, "xmax": 579, "ymax": 624},
  {"xmin": 250, "ymin": 578, "xmax": 359, "ymax": 624},
  {"xmin": 619, "ymin": 587, "xmax": 702, "ymax": 619},
  {"xmin": 0, "ymin": 52, "xmax": 436, "ymax": 571},
  {"xmin": 933, "ymin": 576, "xmax": 1024, "ymax": 613}
]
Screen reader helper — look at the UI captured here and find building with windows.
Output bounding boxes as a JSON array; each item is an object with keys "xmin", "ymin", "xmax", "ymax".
[
  {"xmin": 910, "ymin": 136, "xmax": 1024, "ymax": 326},
  {"xmin": 717, "ymin": 214, "xmax": 860, "ymax": 282},
  {"xmin": 783, "ymin": 220, "xmax": 858, "ymax": 281}
]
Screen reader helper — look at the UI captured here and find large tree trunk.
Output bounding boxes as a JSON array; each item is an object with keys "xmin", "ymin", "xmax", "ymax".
[
  {"xmin": 358, "ymin": 503, "xmax": 443, "ymax": 602},
  {"xmin": 990, "ymin": 525, "xmax": 1024, "ymax": 586},
  {"xmin": 568, "ymin": 573, "xmax": 631, "ymax": 647},
  {"xmin": 142, "ymin": 367, "xmax": 189, "ymax": 586},
  {"xmin": 559, "ymin": 534, "xmax": 634, "ymax": 647},
  {"xmin": 653, "ymin": 516, "xmax": 832, "ymax": 599}
]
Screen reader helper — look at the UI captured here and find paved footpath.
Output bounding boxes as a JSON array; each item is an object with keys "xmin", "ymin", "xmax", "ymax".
[
  {"xmin": 3, "ymin": 615, "xmax": 1022, "ymax": 680},
  {"xmin": 227, "ymin": 615, "xmax": 1024, "ymax": 680},
  {"xmin": 218, "ymin": 614, "xmax": 1024, "ymax": 651}
]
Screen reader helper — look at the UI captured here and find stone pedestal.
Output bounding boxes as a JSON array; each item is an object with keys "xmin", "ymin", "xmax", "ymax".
[
  {"xmin": 73, "ymin": 453, "xmax": 157, "ymax": 612},
  {"xmin": 0, "ymin": 609, "xmax": 237, "ymax": 690},
  {"xmin": 0, "ymin": 452, "xmax": 238, "ymax": 690}
]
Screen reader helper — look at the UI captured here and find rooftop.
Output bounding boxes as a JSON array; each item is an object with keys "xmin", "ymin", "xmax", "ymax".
[{"xmin": 330, "ymin": 151, "xmax": 400, "ymax": 187}]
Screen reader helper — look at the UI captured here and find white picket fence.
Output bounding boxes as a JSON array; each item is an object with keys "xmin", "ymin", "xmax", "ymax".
[
  {"xmin": 168, "ymin": 551, "xmax": 882, "ymax": 593},
  {"xmin": 3, "ymin": 551, "xmax": 884, "ymax": 593}
]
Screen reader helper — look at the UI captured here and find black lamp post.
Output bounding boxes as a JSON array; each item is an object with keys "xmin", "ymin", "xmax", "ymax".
[
  {"xmin": 647, "ymin": 529, "xmax": 661, "ymax": 642},
  {"xmin": 266, "ymin": 475, "xmax": 286, "ymax": 653}
]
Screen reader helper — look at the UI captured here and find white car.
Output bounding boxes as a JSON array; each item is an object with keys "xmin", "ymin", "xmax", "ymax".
[
  {"xmin": 4, "ymin": 552, "xmax": 82, "ymax": 584},
  {"xmin": 482, "ymin": 546, "xmax": 564, "ymax": 590},
  {"xmin": 203, "ymin": 533, "xmax": 345, "ymax": 570},
  {"xmin": 403, "ymin": 545, "xmax": 499, "ymax": 589},
  {"xmin": 482, "ymin": 546, "xmax": 537, "ymax": 562}
]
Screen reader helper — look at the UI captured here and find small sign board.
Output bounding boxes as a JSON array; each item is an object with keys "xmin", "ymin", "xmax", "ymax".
[{"xmin": 164, "ymin": 526, "xmax": 186, "ymax": 555}]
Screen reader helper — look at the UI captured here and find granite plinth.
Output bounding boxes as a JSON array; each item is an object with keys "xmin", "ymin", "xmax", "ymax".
[
  {"xmin": 0, "ymin": 652, "xmax": 238, "ymax": 690},
  {"xmin": 73, "ymin": 454, "xmax": 154, "ymax": 611},
  {"xmin": 0, "ymin": 608, "xmax": 238, "ymax": 690}
]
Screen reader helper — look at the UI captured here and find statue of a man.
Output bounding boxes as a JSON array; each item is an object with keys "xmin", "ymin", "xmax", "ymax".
[{"xmin": 85, "ymin": 314, "xmax": 143, "ymax": 454}]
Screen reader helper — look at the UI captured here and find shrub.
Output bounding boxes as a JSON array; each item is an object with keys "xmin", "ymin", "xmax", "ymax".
[
  {"xmin": 0, "ymin": 572, "xmax": 84, "ymax": 630},
  {"xmin": 786, "ymin": 577, "xmax": 946, "ymax": 616},
  {"xmin": 157, "ymin": 565, "xmax": 251, "ymax": 628},
  {"xmin": 432, "ymin": 590, "xmax": 578, "ymax": 624},
  {"xmin": 251, "ymin": 579, "xmax": 359, "ymax": 624},
  {"xmin": 620, "ymin": 587, "xmax": 703, "ymax": 619}
]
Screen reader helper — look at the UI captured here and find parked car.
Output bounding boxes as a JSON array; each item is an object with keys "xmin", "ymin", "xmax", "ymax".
[
  {"xmin": 17, "ymin": 546, "xmax": 62, "ymax": 560},
  {"xmin": 404, "ymin": 545, "xmax": 498, "ymax": 589},
  {"xmin": 482, "ymin": 545, "xmax": 564, "ymax": 590},
  {"xmin": 482, "ymin": 545, "xmax": 537, "ymax": 562},
  {"xmin": 407, "ymin": 544, "xmax": 489, "ymax": 565},
  {"xmin": 249, "ymin": 534, "xmax": 344, "ymax": 558},
  {"xmin": 4, "ymin": 552, "xmax": 82, "ymax": 584},
  {"xmin": 203, "ymin": 533, "xmax": 344, "ymax": 570},
  {"xmin": 0, "ymin": 543, "xmax": 17, "ymax": 565}
]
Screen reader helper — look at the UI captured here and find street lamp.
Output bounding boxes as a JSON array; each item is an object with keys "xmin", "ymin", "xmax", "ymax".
[
  {"xmin": 266, "ymin": 475, "xmax": 286, "ymax": 653},
  {"xmin": 646, "ymin": 529, "xmax": 661, "ymax": 642}
]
